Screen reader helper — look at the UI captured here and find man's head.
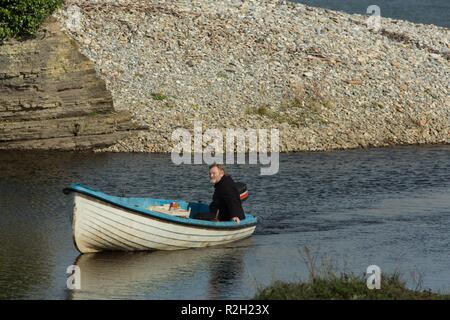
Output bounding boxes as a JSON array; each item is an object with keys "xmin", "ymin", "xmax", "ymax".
[{"xmin": 209, "ymin": 163, "xmax": 226, "ymax": 184}]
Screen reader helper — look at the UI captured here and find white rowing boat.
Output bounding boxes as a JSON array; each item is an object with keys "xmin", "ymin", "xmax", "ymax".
[{"xmin": 63, "ymin": 184, "xmax": 257, "ymax": 253}]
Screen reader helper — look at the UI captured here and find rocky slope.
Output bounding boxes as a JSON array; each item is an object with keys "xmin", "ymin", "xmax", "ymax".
[{"xmin": 53, "ymin": 0, "xmax": 450, "ymax": 152}]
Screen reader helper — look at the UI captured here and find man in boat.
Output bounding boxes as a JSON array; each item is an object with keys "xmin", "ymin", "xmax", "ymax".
[
  {"xmin": 193, "ymin": 163, "xmax": 245, "ymax": 223},
  {"xmin": 209, "ymin": 163, "xmax": 246, "ymax": 223}
]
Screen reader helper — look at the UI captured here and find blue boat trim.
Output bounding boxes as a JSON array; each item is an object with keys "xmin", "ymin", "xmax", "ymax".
[{"xmin": 64, "ymin": 183, "xmax": 257, "ymax": 230}]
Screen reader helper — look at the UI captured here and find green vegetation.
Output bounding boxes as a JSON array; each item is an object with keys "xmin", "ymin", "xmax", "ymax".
[
  {"xmin": 246, "ymin": 102, "xmax": 328, "ymax": 127},
  {"xmin": 255, "ymin": 273, "xmax": 450, "ymax": 300},
  {"xmin": 246, "ymin": 104, "xmax": 299, "ymax": 126},
  {"xmin": 281, "ymin": 80, "xmax": 333, "ymax": 113},
  {"xmin": 255, "ymin": 105, "xmax": 270, "ymax": 117},
  {"xmin": 254, "ymin": 247, "xmax": 450, "ymax": 300},
  {"xmin": 0, "ymin": 0, "xmax": 64, "ymax": 41},
  {"xmin": 151, "ymin": 92, "xmax": 168, "ymax": 101},
  {"xmin": 246, "ymin": 80, "xmax": 333, "ymax": 127}
]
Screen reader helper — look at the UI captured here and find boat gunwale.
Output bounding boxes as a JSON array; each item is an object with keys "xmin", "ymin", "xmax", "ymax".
[{"xmin": 65, "ymin": 184, "xmax": 258, "ymax": 231}]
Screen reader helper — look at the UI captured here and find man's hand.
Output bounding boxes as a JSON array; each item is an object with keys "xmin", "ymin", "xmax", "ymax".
[{"xmin": 232, "ymin": 217, "xmax": 240, "ymax": 224}]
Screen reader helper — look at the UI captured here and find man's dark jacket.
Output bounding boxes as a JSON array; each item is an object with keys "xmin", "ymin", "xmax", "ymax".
[{"xmin": 209, "ymin": 175, "xmax": 245, "ymax": 221}]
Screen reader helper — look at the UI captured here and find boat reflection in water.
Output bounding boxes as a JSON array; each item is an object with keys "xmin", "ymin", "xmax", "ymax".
[{"xmin": 67, "ymin": 238, "xmax": 252, "ymax": 300}]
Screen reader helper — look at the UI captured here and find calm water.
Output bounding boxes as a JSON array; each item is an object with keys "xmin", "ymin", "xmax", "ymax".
[
  {"xmin": 1, "ymin": 145, "xmax": 450, "ymax": 299},
  {"xmin": 293, "ymin": 0, "xmax": 450, "ymax": 28}
]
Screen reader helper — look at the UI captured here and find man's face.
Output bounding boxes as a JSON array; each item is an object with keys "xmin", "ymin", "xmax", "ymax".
[{"xmin": 209, "ymin": 167, "xmax": 224, "ymax": 184}]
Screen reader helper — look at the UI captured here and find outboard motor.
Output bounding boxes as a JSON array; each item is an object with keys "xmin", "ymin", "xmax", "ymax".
[{"xmin": 235, "ymin": 182, "xmax": 248, "ymax": 202}]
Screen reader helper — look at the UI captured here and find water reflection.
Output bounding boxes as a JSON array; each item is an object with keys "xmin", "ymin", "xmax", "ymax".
[
  {"xmin": 68, "ymin": 239, "xmax": 251, "ymax": 300},
  {"xmin": 206, "ymin": 247, "xmax": 247, "ymax": 299}
]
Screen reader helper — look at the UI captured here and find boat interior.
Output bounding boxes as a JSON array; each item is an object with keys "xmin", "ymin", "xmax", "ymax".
[
  {"xmin": 65, "ymin": 184, "xmax": 256, "ymax": 225},
  {"xmin": 116, "ymin": 196, "xmax": 210, "ymax": 218}
]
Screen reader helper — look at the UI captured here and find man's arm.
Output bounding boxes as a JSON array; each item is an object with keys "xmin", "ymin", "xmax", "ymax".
[
  {"xmin": 220, "ymin": 187, "xmax": 245, "ymax": 223},
  {"xmin": 209, "ymin": 193, "xmax": 221, "ymax": 219}
]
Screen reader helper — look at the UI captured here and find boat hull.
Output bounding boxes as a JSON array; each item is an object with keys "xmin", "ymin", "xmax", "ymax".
[{"xmin": 72, "ymin": 193, "xmax": 257, "ymax": 253}]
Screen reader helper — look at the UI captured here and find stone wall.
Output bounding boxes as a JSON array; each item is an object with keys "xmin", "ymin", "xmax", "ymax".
[{"xmin": 0, "ymin": 17, "xmax": 140, "ymax": 150}]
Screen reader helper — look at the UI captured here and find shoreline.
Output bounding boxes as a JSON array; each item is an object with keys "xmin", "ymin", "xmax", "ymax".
[{"xmin": 2, "ymin": 140, "xmax": 449, "ymax": 155}]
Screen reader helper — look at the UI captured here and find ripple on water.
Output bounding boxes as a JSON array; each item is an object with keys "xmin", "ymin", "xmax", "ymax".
[{"xmin": 1, "ymin": 145, "xmax": 450, "ymax": 298}]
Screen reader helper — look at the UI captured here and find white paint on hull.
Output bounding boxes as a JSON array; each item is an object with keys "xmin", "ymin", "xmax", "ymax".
[{"xmin": 72, "ymin": 194, "xmax": 256, "ymax": 253}]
